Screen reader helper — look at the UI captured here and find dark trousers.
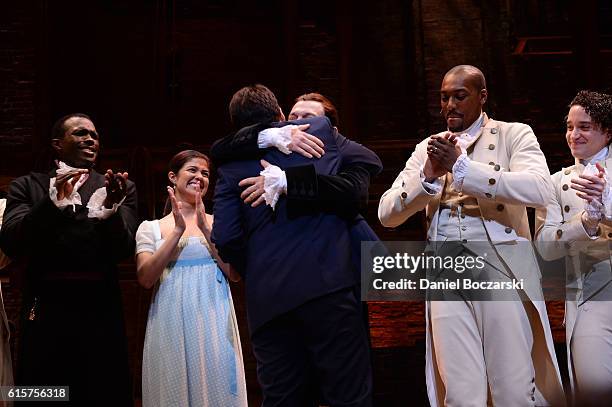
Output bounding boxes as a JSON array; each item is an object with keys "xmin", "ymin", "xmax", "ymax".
[
  {"xmin": 251, "ymin": 287, "xmax": 372, "ymax": 407},
  {"xmin": 17, "ymin": 280, "xmax": 132, "ymax": 407}
]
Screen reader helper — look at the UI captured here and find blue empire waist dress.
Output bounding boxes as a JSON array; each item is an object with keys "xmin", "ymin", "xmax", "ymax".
[{"xmin": 136, "ymin": 220, "xmax": 247, "ymax": 406}]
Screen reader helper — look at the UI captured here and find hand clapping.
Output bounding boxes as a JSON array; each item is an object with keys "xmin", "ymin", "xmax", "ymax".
[
  {"xmin": 167, "ymin": 186, "xmax": 186, "ymax": 232},
  {"xmin": 427, "ymin": 133, "xmax": 462, "ymax": 173},
  {"xmin": 54, "ymin": 169, "xmax": 89, "ymax": 200},
  {"xmin": 104, "ymin": 170, "xmax": 129, "ymax": 209}
]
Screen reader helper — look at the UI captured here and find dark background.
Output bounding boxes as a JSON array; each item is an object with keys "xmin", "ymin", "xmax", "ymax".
[{"xmin": 1, "ymin": 0, "xmax": 611, "ymax": 405}]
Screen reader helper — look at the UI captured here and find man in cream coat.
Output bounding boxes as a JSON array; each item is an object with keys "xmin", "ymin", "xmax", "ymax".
[
  {"xmin": 536, "ymin": 90, "xmax": 612, "ymax": 405},
  {"xmin": 378, "ymin": 65, "xmax": 564, "ymax": 406}
]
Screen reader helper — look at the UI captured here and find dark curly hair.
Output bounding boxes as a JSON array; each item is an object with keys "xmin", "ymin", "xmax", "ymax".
[{"xmin": 570, "ymin": 90, "xmax": 612, "ymax": 134}]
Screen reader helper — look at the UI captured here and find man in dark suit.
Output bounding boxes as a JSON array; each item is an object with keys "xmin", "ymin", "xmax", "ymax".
[
  {"xmin": 212, "ymin": 85, "xmax": 379, "ymax": 406},
  {"xmin": 210, "ymin": 92, "xmax": 380, "ymax": 284},
  {"xmin": 0, "ymin": 113, "xmax": 137, "ymax": 406}
]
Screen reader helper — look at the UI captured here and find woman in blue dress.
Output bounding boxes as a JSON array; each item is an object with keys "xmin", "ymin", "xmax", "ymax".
[{"xmin": 135, "ymin": 150, "xmax": 247, "ymax": 406}]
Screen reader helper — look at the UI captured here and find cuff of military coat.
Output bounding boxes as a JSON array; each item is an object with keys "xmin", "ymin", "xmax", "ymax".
[
  {"xmin": 461, "ymin": 160, "xmax": 504, "ymax": 200},
  {"xmin": 555, "ymin": 212, "xmax": 600, "ymax": 242}
]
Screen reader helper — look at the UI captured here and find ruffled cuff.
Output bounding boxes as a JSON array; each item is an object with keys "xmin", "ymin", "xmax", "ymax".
[
  {"xmin": 48, "ymin": 175, "xmax": 88, "ymax": 210},
  {"xmin": 257, "ymin": 125, "xmax": 294, "ymax": 155},
  {"xmin": 419, "ymin": 167, "xmax": 443, "ymax": 195},
  {"xmin": 583, "ymin": 163, "xmax": 612, "ymax": 220},
  {"xmin": 451, "ymin": 153, "xmax": 470, "ymax": 191},
  {"xmin": 86, "ymin": 187, "xmax": 125, "ymax": 219},
  {"xmin": 260, "ymin": 165, "xmax": 287, "ymax": 210},
  {"xmin": 602, "ymin": 174, "xmax": 612, "ymax": 221},
  {"xmin": 584, "ymin": 199, "xmax": 603, "ymax": 220},
  {"xmin": 581, "ymin": 210, "xmax": 601, "ymax": 237}
]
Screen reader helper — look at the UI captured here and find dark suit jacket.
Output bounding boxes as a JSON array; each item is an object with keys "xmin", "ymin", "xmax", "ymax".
[
  {"xmin": 212, "ymin": 116, "xmax": 381, "ymax": 333},
  {"xmin": 0, "ymin": 169, "xmax": 138, "ymax": 279},
  {"xmin": 0, "ymin": 169, "xmax": 138, "ymax": 404},
  {"xmin": 210, "ymin": 120, "xmax": 383, "ymax": 279}
]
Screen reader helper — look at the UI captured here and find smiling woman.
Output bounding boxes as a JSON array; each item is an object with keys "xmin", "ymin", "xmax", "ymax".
[{"xmin": 135, "ymin": 149, "xmax": 247, "ymax": 406}]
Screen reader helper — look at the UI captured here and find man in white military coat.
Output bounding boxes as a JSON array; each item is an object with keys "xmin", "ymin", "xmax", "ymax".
[
  {"xmin": 536, "ymin": 90, "xmax": 612, "ymax": 406},
  {"xmin": 378, "ymin": 65, "xmax": 564, "ymax": 406}
]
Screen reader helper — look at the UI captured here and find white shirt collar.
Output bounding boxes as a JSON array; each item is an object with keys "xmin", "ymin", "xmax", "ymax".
[
  {"xmin": 450, "ymin": 112, "xmax": 484, "ymax": 151},
  {"xmin": 580, "ymin": 146, "xmax": 609, "ymax": 166}
]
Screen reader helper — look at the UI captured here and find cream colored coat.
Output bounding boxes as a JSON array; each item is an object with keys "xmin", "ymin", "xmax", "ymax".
[
  {"xmin": 378, "ymin": 115, "xmax": 565, "ymax": 406},
  {"xmin": 535, "ymin": 149, "xmax": 612, "ymax": 392}
]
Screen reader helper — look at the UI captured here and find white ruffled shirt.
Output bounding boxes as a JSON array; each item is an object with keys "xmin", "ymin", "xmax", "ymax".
[
  {"xmin": 49, "ymin": 161, "xmax": 124, "ymax": 219},
  {"xmin": 255, "ymin": 126, "xmax": 298, "ymax": 209},
  {"xmin": 420, "ymin": 113, "xmax": 485, "ymax": 193}
]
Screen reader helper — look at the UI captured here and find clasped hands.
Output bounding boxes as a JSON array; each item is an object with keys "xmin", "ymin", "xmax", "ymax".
[
  {"xmin": 423, "ymin": 133, "xmax": 463, "ymax": 181},
  {"xmin": 54, "ymin": 168, "xmax": 129, "ymax": 209},
  {"xmin": 571, "ymin": 162, "xmax": 606, "ymax": 205}
]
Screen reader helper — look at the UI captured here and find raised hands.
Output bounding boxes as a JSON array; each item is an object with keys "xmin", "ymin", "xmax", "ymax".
[
  {"xmin": 427, "ymin": 133, "xmax": 462, "ymax": 173},
  {"xmin": 287, "ymin": 124, "xmax": 325, "ymax": 159},
  {"xmin": 167, "ymin": 186, "xmax": 186, "ymax": 233},
  {"xmin": 194, "ymin": 185, "xmax": 210, "ymax": 233},
  {"xmin": 104, "ymin": 170, "xmax": 129, "ymax": 208},
  {"xmin": 572, "ymin": 162, "xmax": 606, "ymax": 203},
  {"xmin": 54, "ymin": 169, "xmax": 89, "ymax": 201}
]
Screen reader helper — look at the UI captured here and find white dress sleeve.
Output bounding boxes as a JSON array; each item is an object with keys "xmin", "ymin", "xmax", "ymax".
[{"xmin": 135, "ymin": 220, "xmax": 157, "ymax": 255}]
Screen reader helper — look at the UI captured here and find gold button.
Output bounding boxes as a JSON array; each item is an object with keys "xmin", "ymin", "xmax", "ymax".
[
  {"xmin": 489, "ymin": 178, "xmax": 496, "ymax": 185},
  {"xmin": 458, "ymin": 192, "xmax": 463, "ymax": 197},
  {"xmin": 494, "ymin": 164, "xmax": 501, "ymax": 171},
  {"xmin": 564, "ymin": 205, "xmax": 570, "ymax": 213},
  {"xmin": 497, "ymin": 204, "xmax": 504, "ymax": 211},
  {"xmin": 564, "ymin": 169, "xmax": 571, "ymax": 175},
  {"xmin": 488, "ymin": 144, "xmax": 495, "ymax": 150},
  {"xmin": 401, "ymin": 192, "xmax": 407, "ymax": 199},
  {"xmin": 491, "ymin": 128, "xmax": 498, "ymax": 134},
  {"xmin": 485, "ymin": 193, "xmax": 492, "ymax": 198},
  {"xmin": 557, "ymin": 229, "xmax": 563, "ymax": 238},
  {"xmin": 505, "ymin": 227, "xmax": 512, "ymax": 234},
  {"xmin": 562, "ymin": 184, "xmax": 569, "ymax": 191}
]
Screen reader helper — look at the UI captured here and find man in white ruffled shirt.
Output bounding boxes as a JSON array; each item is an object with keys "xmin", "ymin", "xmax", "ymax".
[
  {"xmin": 378, "ymin": 65, "xmax": 564, "ymax": 406},
  {"xmin": 0, "ymin": 113, "xmax": 137, "ymax": 405}
]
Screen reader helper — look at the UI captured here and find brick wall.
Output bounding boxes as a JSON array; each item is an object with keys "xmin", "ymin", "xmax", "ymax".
[{"xmin": 0, "ymin": 2, "xmax": 39, "ymax": 176}]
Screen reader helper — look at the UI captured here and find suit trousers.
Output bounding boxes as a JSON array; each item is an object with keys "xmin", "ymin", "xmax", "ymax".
[
  {"xmin": 430, "ymin": 300, "xmax": 538, "ymax": 406},
  {"xmin": 250, "ymin": 287, "xmax": 372, "ymax": 407},
  {"xmin": 571, "ymin": 300, "xmax": 612, "ymax": 406}
]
